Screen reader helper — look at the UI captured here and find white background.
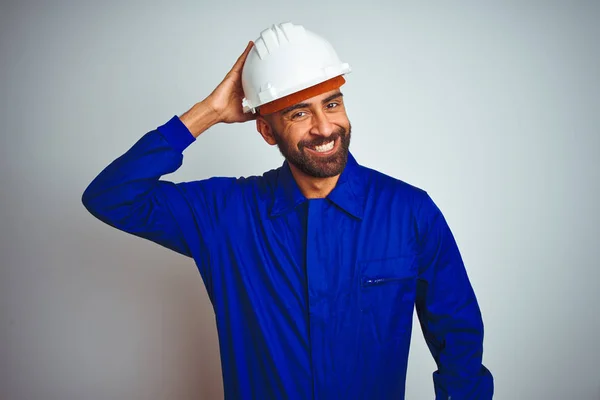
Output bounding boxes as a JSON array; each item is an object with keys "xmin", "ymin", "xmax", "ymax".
[{"xmin": 1, "ymin": 1, "xmax": 599, "ymax": 399}]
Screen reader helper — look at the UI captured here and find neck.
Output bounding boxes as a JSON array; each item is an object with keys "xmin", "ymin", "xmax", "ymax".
[{"xmin": 288, "ymin": 164, "xmax": 340, "ymax": 199}]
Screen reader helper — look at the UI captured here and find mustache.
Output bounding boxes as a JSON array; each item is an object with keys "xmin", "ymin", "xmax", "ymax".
[{"xmin": 298, "ymin": 126, "xmax": 348, "ymax": 149}]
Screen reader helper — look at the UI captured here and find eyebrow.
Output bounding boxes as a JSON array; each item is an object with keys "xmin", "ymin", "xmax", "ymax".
[
  {"xmin": 321, "ymin": 92, "xmax": 344, "ymax": 105},
  {"xmin": 279, "ymin": 92, "xmax": 344, "ymax": 116}
]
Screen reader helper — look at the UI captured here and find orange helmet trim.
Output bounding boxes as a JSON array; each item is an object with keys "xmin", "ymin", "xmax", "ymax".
[{"xmin": 258, "ymin": 75, "xmax": 346, "ymax": 115}]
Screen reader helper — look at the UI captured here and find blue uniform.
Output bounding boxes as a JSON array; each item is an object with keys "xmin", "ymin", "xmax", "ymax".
[{"xmin": 82, "ymin": 116, "xmax": 493, "ymax": 399}]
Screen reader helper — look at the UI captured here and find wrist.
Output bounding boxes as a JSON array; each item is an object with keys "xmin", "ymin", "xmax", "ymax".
[{"xmin": 179, "ymin": 100, "xmax": 221, "ymax": 138}]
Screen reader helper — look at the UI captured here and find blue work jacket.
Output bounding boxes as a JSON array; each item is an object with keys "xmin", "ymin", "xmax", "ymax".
[{"xmin": 82, "ymin": 116, "xmax": 493, "ymax": 399}]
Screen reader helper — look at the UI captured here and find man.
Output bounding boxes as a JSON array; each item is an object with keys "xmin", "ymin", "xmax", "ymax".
[{"xmin": 83, "ymin": 22, "xmax": 493, "ymax": 399}]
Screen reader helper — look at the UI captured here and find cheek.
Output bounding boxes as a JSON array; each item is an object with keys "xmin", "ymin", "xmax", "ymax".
[
  {"xmin": 274, "ymin": 133, "xmax": 300, "ymax": 151},
  {"xmin": 332, "ymin": 112, "xmax": 350, "ymax": 127},
  {"xmin": 281, "ymin": 126, "xmax": 308, "ymax": 148}
]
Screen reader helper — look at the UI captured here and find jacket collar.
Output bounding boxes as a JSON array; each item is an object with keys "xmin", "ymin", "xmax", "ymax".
[{"xmin": 269, "ymin": 152, "xmax": 366, "ymax": 220}]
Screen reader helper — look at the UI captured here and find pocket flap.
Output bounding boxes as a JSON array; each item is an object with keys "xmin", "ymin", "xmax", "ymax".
[{"xmin": 360, "ymin": 255, "xmax": 417, "ymax": 287}]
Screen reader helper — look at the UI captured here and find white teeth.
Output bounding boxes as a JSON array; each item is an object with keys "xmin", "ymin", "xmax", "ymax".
[{"xmin": 314, "ymin": 140, "xmax": 334, "ymax": 152}]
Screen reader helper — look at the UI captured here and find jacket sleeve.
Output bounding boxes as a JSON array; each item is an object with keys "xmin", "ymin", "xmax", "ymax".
[
  {"xmin": 414, "ymin": 193, "xmax": 494, "ymax": 399},
  {"xmin": 81, "ymin": 115, "xmax": 230, "ymax": 263}
]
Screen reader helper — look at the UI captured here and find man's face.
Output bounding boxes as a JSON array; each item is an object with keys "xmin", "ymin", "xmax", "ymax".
[{"xmin": 257, "ymin": 89, "xmax": 352, "ymax": 178}]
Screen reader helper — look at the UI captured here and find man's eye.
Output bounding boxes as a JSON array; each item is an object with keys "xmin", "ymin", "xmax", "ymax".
[
  {"xmin": 292, "ymin": 111, "xmax": 307, "ymax": 119},
  {"xmin": 327, "ymin": 102, "xmax": 339, "ymax": 109}
]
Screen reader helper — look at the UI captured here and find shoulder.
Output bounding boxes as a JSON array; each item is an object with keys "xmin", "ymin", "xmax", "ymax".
[
  {"xmin": 237, "ymin": 166, "xmax": 280, "ymax": 195},
  {"xmin": 178, "ymin": 165, "xmax": 280, "ymax": 190},
  {"xmin": 177, "ymin": 165, "xmax": 282, "ymax": 202},
  {"xmin": 357, "ymin": 164, "xmax": 444, "ymax": 230},
  {"xmin": 357, "ymin": 163, "xmax": 430, "ymax": 205}
]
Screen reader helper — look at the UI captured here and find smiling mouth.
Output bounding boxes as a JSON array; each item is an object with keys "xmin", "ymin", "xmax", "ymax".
[{"xmin": 305, "ymin": 139, "xmax": 336, "ymax": 154}]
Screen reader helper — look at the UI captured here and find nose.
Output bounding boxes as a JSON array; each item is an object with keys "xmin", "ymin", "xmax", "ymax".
[{"xmin": 309, "ymin": 109, "xmax": 335, "ymax": 137}]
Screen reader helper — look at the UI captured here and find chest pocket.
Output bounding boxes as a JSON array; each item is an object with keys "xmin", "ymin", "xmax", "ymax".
[{"xmin": 359, "ymin": 255, "xmax": 418, "ymax": 313}]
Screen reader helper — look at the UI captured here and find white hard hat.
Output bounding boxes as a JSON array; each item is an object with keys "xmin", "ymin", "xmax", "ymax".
[{"xmin": 241, "ymin": 22, "xmax": 351, "ymax": 114}]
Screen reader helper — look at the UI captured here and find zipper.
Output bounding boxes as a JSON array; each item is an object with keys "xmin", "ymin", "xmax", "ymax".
[{"xmin": 361, "ymin": 276, "xmax": 407, "ymax": 287}]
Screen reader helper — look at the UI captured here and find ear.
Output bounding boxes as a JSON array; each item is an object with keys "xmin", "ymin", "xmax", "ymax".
[{"xmin": 256, "ymin": 116, "xmax": 277, "ymax": 146}]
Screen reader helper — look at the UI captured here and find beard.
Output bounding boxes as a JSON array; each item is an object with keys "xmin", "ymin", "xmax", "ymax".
[{"xmin": 272, "ymin": 124, "xmax": 352, "ymax": 178}]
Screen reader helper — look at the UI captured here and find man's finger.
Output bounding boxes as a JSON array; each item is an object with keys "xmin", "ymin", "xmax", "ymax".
[{"xmin": 231, "ymin": 41, "xmax": 254, "ymax": 72}]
